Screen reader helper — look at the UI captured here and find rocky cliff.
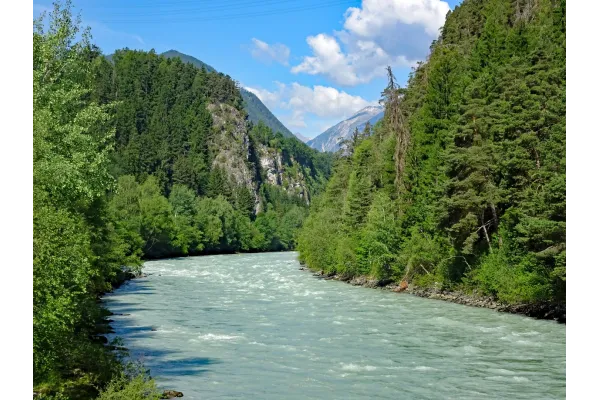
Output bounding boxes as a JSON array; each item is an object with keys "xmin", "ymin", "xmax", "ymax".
[{"xmin": 207, "ymin": 102, "xmax": 317, "ymax": 213}]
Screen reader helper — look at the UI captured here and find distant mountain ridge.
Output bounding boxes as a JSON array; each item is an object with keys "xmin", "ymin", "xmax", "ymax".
[
  {"xmin": 161, "ymin": 50, "xmax": 217, "ymax": 72},
  {"xmin": 294, "ymin": 132, "xmax": 310, "ymax": 143},
  {"xmin": 307, "ymin": 105, "xmax": 384, "ymax": 152},
  {"xmin": 161, "ymin": 50, "xmax": 294, "ymax": 139}
]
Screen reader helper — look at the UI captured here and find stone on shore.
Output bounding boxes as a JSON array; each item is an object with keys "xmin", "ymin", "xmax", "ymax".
[{"xmin": 161, "ymin": 390, "xmax": 184, "ymax": 398}]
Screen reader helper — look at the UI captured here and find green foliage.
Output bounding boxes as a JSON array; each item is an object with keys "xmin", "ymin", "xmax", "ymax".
[
  {"xmin": 241, "ymin": 89, "xmax": 295, "ymax": 138},
  {"xmin": 101, "ymin": 50, "xmax": 333, "ymax": 259},
  {"xmin": 33, "ymin": 2, "xmax": 142, "ymax": 396},
  {"xmin": 297, "ymin": 200, "xmax": 343, "ymax": 274},
  {"xmin": 96, "ymin": 374, "xmax": 161, "ymax": 400},
  {"xmin": 356, "ymin": 193, "xmax": 402, "ymax": 279},
  {"xmin": 206, "ymin": 167, "xmax": 232, "ymax": 199},
  {"xmin": 159, "ymin": 50, "xmax": 294, "ymax": 137},
  {"xmin": 298, "ymin": 0, "xmax": 565, "ymax": 305}
]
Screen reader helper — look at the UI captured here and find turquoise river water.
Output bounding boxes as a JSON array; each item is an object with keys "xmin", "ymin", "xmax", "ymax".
[{"xmin": 104, "ymin": 252, "xmax": 565, "ymax": 399}]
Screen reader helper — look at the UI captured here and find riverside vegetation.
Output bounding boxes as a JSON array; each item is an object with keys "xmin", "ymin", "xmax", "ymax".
[
  {"xmin": 34, "ymin": 1, "xmax": 331, "ymax": 397},
  {"xmin": 299, "ymin": 0, "xmax": 566, "ymax": 308},
  {"xmin": 33, "ymin": 0, "xmax": 566, "ymax": 398}
]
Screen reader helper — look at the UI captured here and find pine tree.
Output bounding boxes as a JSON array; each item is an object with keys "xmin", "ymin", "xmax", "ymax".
[
  {"xmin": 297, "ymin": 0, "xmax": 566, "ymax": 305},
  {"xmin": 206, "ymin": 167, "xmax": 232, "ymax": 199},
  {"xmin": 234, "ymin": 186, "xmax": 256, "ymax": 218},
  {"xmin": 362, "ymin": 121, "xmax": 372, "ymax": 138},
  {"xmin": 380, "ymin": 66, "xmax": 410, "ymax": 190}
]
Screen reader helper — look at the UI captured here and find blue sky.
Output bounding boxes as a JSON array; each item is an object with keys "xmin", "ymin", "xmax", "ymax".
[{"xmin": 34, "ymin": 0, "xmax": 462, "ymax": 139}]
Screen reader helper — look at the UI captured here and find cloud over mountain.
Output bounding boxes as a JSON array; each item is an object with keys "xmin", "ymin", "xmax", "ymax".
[
  {"xmin": 292, "ymin": 0, "xmax": 450, "ymax": 86},
  {"xmin": 245, "ymin": 82, "xmax": 375, "ymax": 131}
]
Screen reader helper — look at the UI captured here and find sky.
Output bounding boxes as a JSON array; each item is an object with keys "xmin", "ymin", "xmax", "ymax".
[{"xmin": 33, "ymin": 0, "xmax": 463, "ymax": 139}]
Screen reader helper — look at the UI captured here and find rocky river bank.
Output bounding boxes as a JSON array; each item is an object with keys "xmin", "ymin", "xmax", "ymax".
[{"xmin": 304, "ymin": 268, "xmax": 566, "ymax": 324}]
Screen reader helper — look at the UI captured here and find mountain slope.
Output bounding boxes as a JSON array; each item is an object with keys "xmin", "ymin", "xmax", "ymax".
[
  {"xmin": 96, "ymin": 49, "xmax": 333, "ymax": 256},
  {"xmin": 298, "ymin": 0, "xmax": 565, "ymax": 309},
  {"xmin": 161, "ymin": 50, "xmax": 294, "ymax": 138},
  {"xmin": 294, "ymin": 132, "xmax": 310, "ymax": 143},
  {"xmin": 161, "ymin": 49, "xmax": 217, "ymax": 72},
  {"xmin": 307, "ymin": 105, "xmax": 384, "ymax": 152},
  {"xmin": 240, "ymin": 89, "xmax": 294, "ymax": 137}
]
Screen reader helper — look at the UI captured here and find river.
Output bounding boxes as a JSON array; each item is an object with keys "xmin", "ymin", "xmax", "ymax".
[{"xmin": 104, "ymin": 252, "xmax": 566, "ymax": 399}]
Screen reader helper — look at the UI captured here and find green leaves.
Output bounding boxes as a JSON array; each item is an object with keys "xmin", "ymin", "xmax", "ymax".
[
  {"xmin": 33, "ymin": 2, "xmax": 126, "ymax": 393},
  {"xmin": 297, "ymin": 0, "xmax": 565, "ymax": 305}
]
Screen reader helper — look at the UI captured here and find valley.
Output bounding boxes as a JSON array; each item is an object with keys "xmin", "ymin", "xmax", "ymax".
[{"xmin": 32, "ymin": 0, "xmax": 566, "ymax": 398}]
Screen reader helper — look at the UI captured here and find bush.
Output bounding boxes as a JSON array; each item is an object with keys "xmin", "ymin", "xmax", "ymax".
[{"xmin": 96, "ymin": 373, "xmax": 161, "ymax": 400}]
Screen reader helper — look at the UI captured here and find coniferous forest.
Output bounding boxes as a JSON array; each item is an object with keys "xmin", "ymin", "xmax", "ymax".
[
  {"xmin": 299, "ymin": 0, "xmax": 566, "ymax": 305},
  {"xmin": 33, "ymin": 0, "xmax": 565, "ymax": 398}
]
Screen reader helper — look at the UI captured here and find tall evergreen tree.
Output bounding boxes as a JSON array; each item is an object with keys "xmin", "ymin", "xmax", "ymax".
[{"xmin": 298, "ymin": 0, "xmax": 566, "ymax": 305}]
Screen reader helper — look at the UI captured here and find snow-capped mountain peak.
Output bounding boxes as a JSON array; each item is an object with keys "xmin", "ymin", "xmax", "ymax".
[{"xmin": 307, "ymin": 105, "xmax": 384, "ymax": 152}]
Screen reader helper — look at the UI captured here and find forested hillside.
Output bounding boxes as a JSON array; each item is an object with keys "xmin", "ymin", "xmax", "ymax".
[
  {"xmin": 33, "ymin": 2, "xmax": 331, "ymax": 397},
  {"xmin": 160, "ymin": 50, "xmax": 295, "ymax": 138},
  {"xmin": 92, "ymin": 47, "xmax": 332, "ymax": 258},
  {"xmin": 240, "ymin": 89, "xmax": 295, "ymax": 138},
  {"xmin": 298, "ymin": 0, "xmax": 566, "ymax": 306}
]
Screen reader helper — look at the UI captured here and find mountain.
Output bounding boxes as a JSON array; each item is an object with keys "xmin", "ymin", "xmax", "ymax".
[
  {"xmin": 161, "ymin": 49, "xmax": 217, "ymax": 72},
  {"xmin": 298, "ymin": 0, "xmax": 565, "ymax": 311},
  {"xmin": 161, "ymin": 50, "xmax": 294, "ymax": 138},
  {"xmin": 307, "ymin": 105, "xmax": 384, "ymax": 152},
  {"xmin": 294, "ymin": 132, "xmax": 310, "ymax": 143},
  {"xmin": 239, "ymin": 89, "xmax": 294, "ymax": 138},
  {"xmin": 98, "ymin": 49, "xmax": 333, "ymax": 254}
]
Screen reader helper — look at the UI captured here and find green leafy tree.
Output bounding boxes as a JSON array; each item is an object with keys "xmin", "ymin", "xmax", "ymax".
[
  {"xmin": 33, "ymin": 1, "xmax": 134, "ymax": 395},
  {"xmin": 138, "ymin": 176, "xmax": 176, "ymax": 258},
  {"xmin": 169, "ymin": 184, "xmax": 203, "ymax": 254}
]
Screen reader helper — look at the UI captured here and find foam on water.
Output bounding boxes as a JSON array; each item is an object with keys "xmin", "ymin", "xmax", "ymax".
[
  {"xmin": 197, "ymin": 333, "xmax": 242, "ymax": 342},
  {"xmin": 340, "ymin": 363, "xmax": 377, "ymax": 372},
  {"xmin": 414, "ymin": 366, "xmax": 437, "ymax": 371},
  {"xmin": 106, "ymin": 252, "xmax": 565, "ymax": 400}
]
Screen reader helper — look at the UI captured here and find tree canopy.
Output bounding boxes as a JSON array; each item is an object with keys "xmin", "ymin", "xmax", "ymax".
[{"xmin": 298, "ymin": 0, "xmax": 566, "ymax": 305}]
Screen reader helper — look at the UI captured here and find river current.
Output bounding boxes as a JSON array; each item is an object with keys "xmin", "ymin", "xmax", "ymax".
[{"xmin": 104, "ymin": 252, "xmax": 565, "ymax": 399}]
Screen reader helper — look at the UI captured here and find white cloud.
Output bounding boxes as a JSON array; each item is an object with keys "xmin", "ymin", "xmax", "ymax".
[
  {"xmin": 291, "ymin": 34, "xmax": 365, "ymax": 86},
  {"xmin": 244, "ymin": 82, "xmax": 286, "ymax": 109},
  {"xmin": 292, "ymin": 0, "xmax": 450, "ymax": 86},
  {"xmin": 245, "ymin": 82, "xmax": 376, "ymax": 133},
  {"xmin": 250, "ymin": 38, "xmax": 290, "ymax": 66},
  {"xmin": 344, "ymin": 0, "xmax": 448, "ymax": 37},
  {"xmin": 286, "ymin": 83, "xmax": 375, "ymax": 119},
  {"xmin": 285, "ymin": 110, "xmax": 308, "ymax": 129}
]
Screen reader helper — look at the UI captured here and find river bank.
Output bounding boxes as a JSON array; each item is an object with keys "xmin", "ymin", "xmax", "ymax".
[
  {"xmin": 96, "ymin": 269, "xmax": 185, "ymax": 399},
  {"xmin": 305, "ymin": 268, "xmax": 566, "ymax": 324},
  {"xmin": 104, "ymin": 252, "xmax": 566, "ymax": 399}
]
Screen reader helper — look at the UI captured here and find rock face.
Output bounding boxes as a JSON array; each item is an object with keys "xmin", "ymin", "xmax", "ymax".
[
  {"xmin": 208, "ymin": 103, "xmax": 257, "ymax": 190},
  {"xmin": 207, "ymin": 102, "xmax": 313, "ymax": 213},
  {"xmin": 307, "ymin": 105, "xmax": 384, "ymax": 152},
  {"xmin": 257, "ymin": 144, "xmax": 310, "ymax": 206},
  {"xmin": 258, "ymin": 144, "xmax": 283, "ymax": 186}
]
